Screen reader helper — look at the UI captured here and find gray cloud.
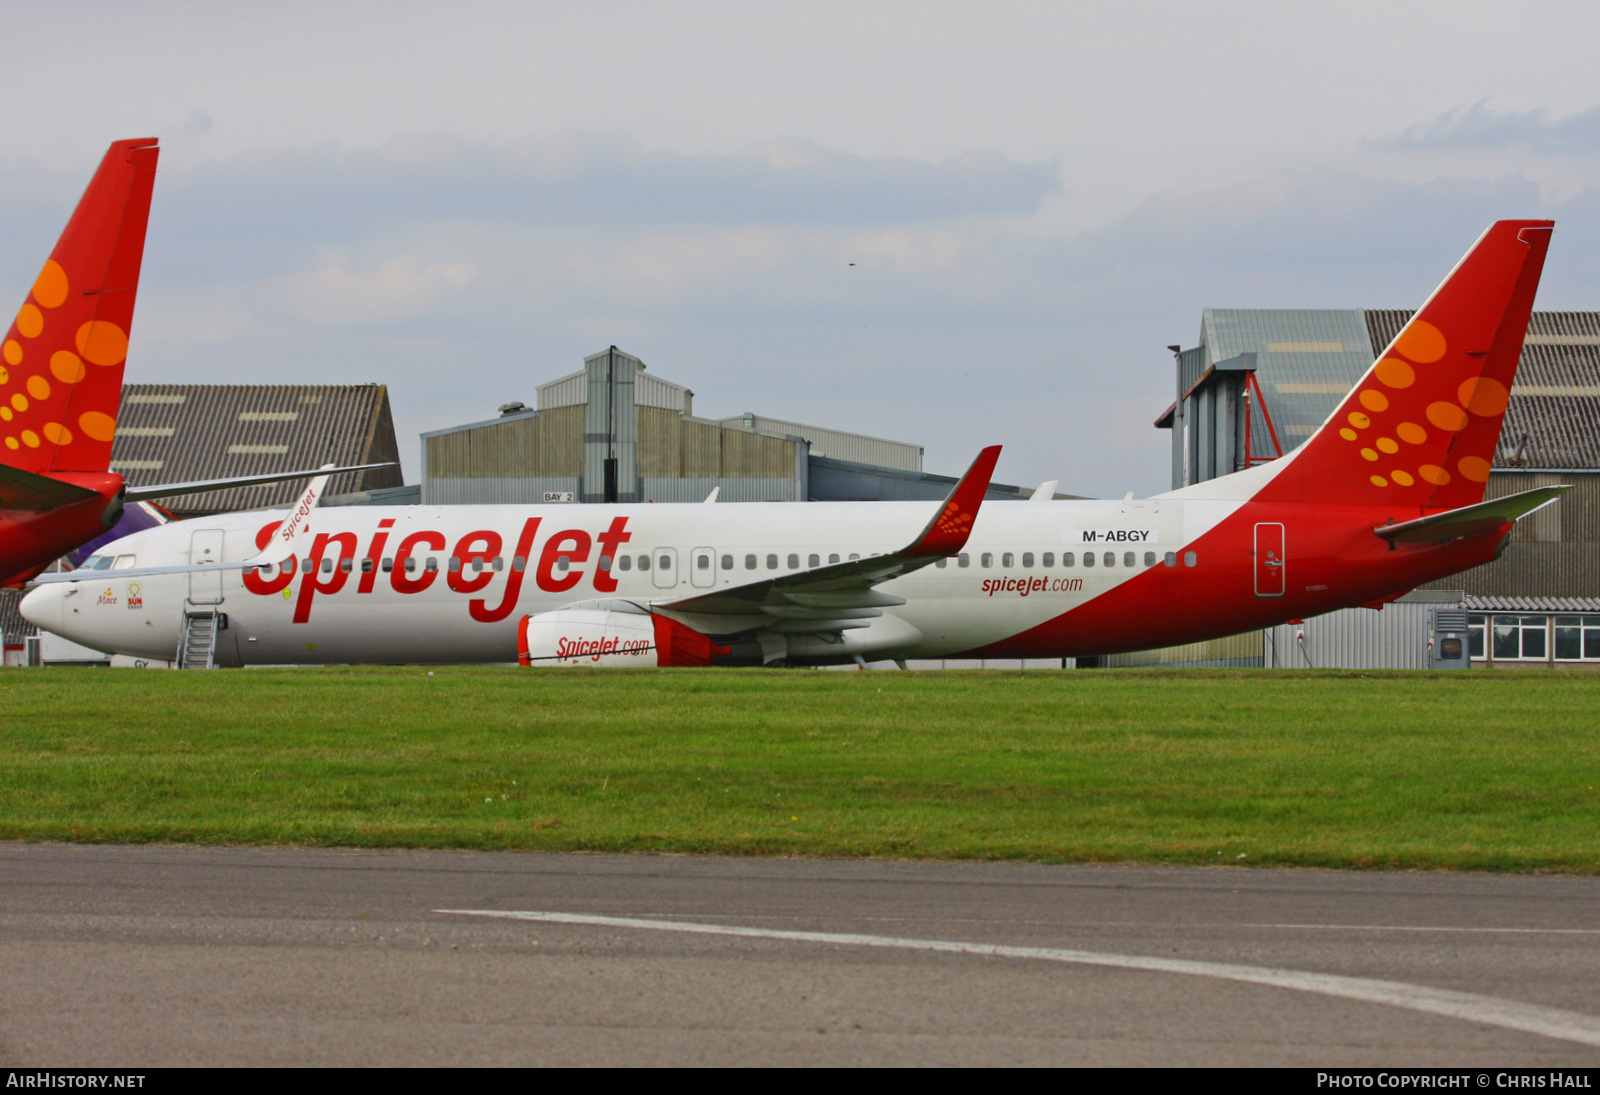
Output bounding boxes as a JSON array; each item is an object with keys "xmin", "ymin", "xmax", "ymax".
[{"xmin": 1372, "ymin": 100, "xmax": 1600, "ymax": 155}]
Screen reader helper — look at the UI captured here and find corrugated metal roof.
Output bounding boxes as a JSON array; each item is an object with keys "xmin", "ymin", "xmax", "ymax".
[
  {"xmin": 1464, "ymin": 594, "xmax": 1600, "ymax": 613},
  {"xmin": 1202, "ymin": 309, "xmax": 1376, "ymax": 457},
  {"xmin": 0, "ymin": 588, "xmax": 32, "ymax": 645},
  {"xmin": 714, "ymin": 414, "xmax": 922, "ymax": 472},
  {"xmin": 112, "ymin": 384, "xmax": 404, "ymax": 516}
]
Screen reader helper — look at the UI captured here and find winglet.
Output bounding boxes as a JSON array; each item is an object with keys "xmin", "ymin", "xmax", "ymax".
[
  {"xmin": 246, "ymin": 464, "xmax": 334, "ymax": 566},
  {"xmin": 904, "ymin": 445, "xmax": 1001, "ymax": 558}
]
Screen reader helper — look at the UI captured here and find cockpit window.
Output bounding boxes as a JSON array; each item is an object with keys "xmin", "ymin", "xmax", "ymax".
[
  {"xmin": 112, "ymin": 555, "xmax": 136, "ymax": 569},
  {"xmin": 83, "ymin": 555, "xmax": 114, "ymax": 570}
]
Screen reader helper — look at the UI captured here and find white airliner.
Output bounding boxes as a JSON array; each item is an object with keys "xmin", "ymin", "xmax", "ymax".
[{"xmin": 22, "ymin": 220, "xmax": 1567, "ymax": 667}]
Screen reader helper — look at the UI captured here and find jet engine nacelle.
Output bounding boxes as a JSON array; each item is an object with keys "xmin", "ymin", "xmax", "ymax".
[{"xmin": 517, "ymin": 609, "xmax": 731, "ymax": 668}]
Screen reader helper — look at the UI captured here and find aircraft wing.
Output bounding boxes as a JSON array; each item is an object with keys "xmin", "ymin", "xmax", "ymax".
[
  {"xmin": 0, "ymin": 463, "xmax": 101, "ymax": 509},
  {"xmin": 652, "ymin": 445, "xmax": 1000, "ymax": 637},
  {"xmin": 1374, "ymin": 485, "xmax": 1571, "ymax": 544},
  {"xmin": 122, "ymin": 462, "xmax": 396, "ymax": 502}
]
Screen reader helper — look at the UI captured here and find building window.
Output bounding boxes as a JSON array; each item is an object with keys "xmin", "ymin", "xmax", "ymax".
[
  {"xmin": 1468, "ymin": 614, "xmax": 1485, "ymax": 659},
  {"xmin": 1492, "ymin": 615, "xmax": 1548, "ymax": 660}
]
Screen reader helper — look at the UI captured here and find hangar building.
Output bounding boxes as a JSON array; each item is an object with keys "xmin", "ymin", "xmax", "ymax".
[
  {"xmin": 1125, "ymin": 308, "xmax": 1600, "ymax": 670},
  {"xmin": 421, "ymin": 346, "xmax": 1057, "ymax": 506}
]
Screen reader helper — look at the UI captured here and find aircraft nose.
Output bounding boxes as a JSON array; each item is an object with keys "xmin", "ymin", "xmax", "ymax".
[{"xmin": 19, "ymin": 583, "xmax": 64, "ymax": 632}]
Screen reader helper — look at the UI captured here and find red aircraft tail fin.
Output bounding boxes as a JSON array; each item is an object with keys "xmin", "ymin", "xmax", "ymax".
[
  {"xmin": 1, "ymin": 138, "xmax": 159, "ymax": 475},
  {"xmin": 1258, "ymin": 220, "xmax": 1552, "ymax": 510}
]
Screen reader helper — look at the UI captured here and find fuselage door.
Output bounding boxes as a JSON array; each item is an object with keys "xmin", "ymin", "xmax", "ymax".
[
  {"xmin": 690, "ymin": 547, "xmax": 716, "ymax": 589},
  {"xmin": 188, "ymin": 528, "xmax": 226, "ymax": 605},
  {"xmin": 652, "ymin": 547, "xmax": 679, "ymax": 590},
  {"xmin": 1254, "ymin": 522, "xmax": 1285, "ymax": 598}
]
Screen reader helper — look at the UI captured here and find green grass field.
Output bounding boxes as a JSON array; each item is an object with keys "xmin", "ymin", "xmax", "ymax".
[{"xmin": 1, "ymin": 666, "xmax": 1596, "ymax": 871}]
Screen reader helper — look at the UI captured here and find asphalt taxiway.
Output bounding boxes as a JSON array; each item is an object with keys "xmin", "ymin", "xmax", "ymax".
[{"xmin": 2, "ymin": 844, "xmax": 1597, "ymax": 1066}]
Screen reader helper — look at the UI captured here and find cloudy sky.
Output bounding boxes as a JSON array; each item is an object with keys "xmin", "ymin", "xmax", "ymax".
[{"xmin": 1, "ymin": 0, "xmax": 1597, "ymax": 496}]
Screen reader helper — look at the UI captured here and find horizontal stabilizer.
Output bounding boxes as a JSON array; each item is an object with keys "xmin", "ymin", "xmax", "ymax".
[
  {"xmin": 0, "ymin": 462, "xmax": 99, "ymax": 509},
  {"xmin": 123, "ymin": 462, "xmax": 396, "ymax": 502},
  {"xmin": 1375, "ymin": 486, "xmax": 1571, "ymax": 544}
]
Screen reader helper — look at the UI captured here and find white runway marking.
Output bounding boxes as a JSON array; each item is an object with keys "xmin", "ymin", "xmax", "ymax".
[
  {"xmin": 441, "ymin": 908, "xmax": 1600, "ymax": 1049},
  {"xmin": 1249, "ymin": 923, "xmax": 1600, "ymax": 936}
]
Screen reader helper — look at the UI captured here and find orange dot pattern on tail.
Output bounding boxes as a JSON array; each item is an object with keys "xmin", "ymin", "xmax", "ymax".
[{"xmin": 934, "ymin": 502, "xmax": 974, "ymax": 537}]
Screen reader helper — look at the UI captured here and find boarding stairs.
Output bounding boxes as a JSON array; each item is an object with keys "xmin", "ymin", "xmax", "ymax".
[{"xmin": 178, "ymin": 609, "xmax": 221, "ymax": 670}]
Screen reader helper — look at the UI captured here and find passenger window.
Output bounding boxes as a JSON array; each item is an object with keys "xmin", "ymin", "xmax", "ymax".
[
  {"xmin": 362, "ymin": 558, "xmax": 375, "ymax": 574},
  {"xmin": 341, "ymin": 558, "xmax": 355, "ymax": 574},
  {"xmin": 696, "ymin": 553, "xmax": 710, "ymax": 570},
  {"xmin": 493, "ymin": 557, "xmax": 504, "ymax": 571},
  {"xmin": 1022, "ymin": 553, "xmax": 1033, "ymax": 567},
  {"xmin": 828, "ymin": 553, "xmax": 840, "ymax": 564},
  {"xmin": 598, "ymin": 555, "xmax": 613, "ymax": 571},
  {"xmin": 808, "ymin": 554, "xmax": 820, "ymax": 568},
  {"xmin": 767, "ymin": 554, "xmax": 778, "ymax": 569},
  {"xmin": 1184, "ymin": 551, "xmax": 1197, "ymax": 568},
  {"xmin": 618, "ymin": 555, "xmax": 631, "ymax": 571},
  {"xmin": 1103, "ymin": 552, "xmax": 1114, "ymax": 567},
  {"xmin": 302, "ymin": 558, "xmax": 314, "ymax": 574},
  {"xmin": 404, "ymin": 557, "xmax": 417, "ymax": 573},
  {"xmin": 320, "ymin": 558, "xmax": 334, "ymax": 574},
  {"xmin": 958, "ymin": 553, "xmax": 970, "ymax": 567},
  {"xmin": 1002, "ymin": 552, "xmax": 1014, "ymax": 567},
  {"xmin": 721, "ymin": 555, "xmax": 733, "ymax": 570},
  {"xmin": 981, "ymin": 553, "xmax": 993, "ymax": 568},
  {"xmin": 787, "ymin": 553, "xmax": 799, "ymax": 569},
  {"xmin": 1123, "ymin": 552, "xmax": 1135, "ymax": 568},
  {"xmin": 848, "ymin": 553, "xmax": 860, "ymax": 561},
  {"xmin": 447, "ymin": 557, "xmax": 461, "ymax": 573},
  {"xmin": 1144, "ymin": 551, "xmax": 1156, "ymax": 567},
  {"xmin": 745, "ymin": 554, "xmax": 757, "ymax": 570},
  {"xmin": 1082, "ymin": 552, "xmax": 1094, "ymax": 568},
  {"xmin": 556, "ymin": 557, "xmax": 569, "ymax": 573},
  {"xmin": 657, "ymin": 554, "xmax": 672, "ymax": 570},
  {"xmin": 425, "ymin": 557, "xmax": 438, "ymax": 573},
  {"xmin": 1063, "ymin": 552, "xmax": 1075, "ymax": 567},
  {"xmin": 513, "ymin": 556, "xmax": 527, "ymax": 572},
  {"xmin": 935, "ymin": 558, "xmax": 947, "ymax": 568},
  {"xmin": 1164, "ymin": 552, "xmax": 1176, "ymax": 568},
  {"xmin": 639, "ymin": 555, "xmax": 651, "ymax": 571},
  {"xmin": 1043, "ymin": 552, "xmax": 1054, "ymax": 567},
  {"xmin": 381, "ymin": 557, "xmax": 394, "ymax": 572}
]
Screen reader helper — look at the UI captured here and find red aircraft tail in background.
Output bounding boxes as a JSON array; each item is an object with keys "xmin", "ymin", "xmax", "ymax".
[{"xmin": 0, "ymin": 139, "xmax": 159, "ymax": 585}]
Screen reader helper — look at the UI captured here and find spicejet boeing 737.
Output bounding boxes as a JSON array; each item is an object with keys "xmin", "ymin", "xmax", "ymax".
[
  {"xmin": 23, "ymin": 220, "xmax": 1565, "ymax": 667},
  {"xmin": 0, "ymin": 139, "xmax": 391, "ymax": 589}
]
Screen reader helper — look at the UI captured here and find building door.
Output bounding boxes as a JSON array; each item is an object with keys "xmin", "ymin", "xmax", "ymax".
[
  {"xmin": 690, "ymin": 547, "xmax": 716, "ymax": 588},
  {"xmin": 189, "ymin": 529, "xmax": 226, "ymax": 605},
  {"xmin": 652, "ymin": 547, "xmax": 679, "ymax": 590},
  {"xmin": 1254, "ymin": 522, "xmax": 1285, "ymax": 598}
]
